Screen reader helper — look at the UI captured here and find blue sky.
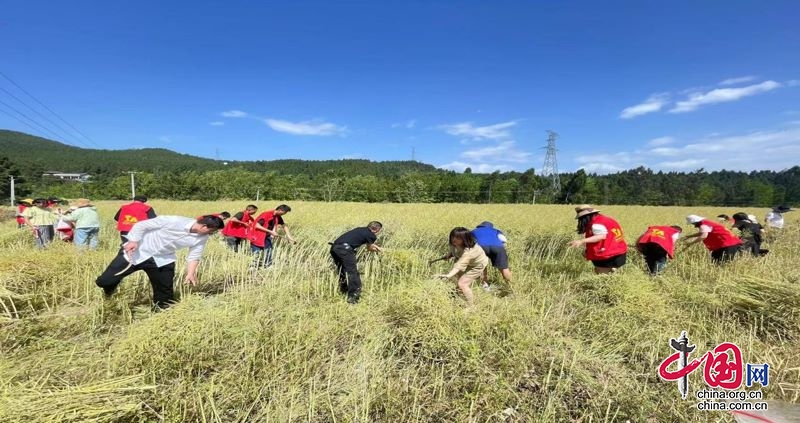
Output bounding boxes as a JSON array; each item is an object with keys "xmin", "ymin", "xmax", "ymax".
[{"xmin": 1, "ymin": 1, "xmax": 799, "ymax": 174}]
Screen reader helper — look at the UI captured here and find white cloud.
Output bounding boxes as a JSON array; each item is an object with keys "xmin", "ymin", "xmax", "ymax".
[
  {"xmin": 221, "ymin": 110, "xmax": 248, "ymax": 118},
  {"xmin": 265, "ymin": 118, "xmax": 347, "ymax": 136},
  {"xmin": 578, "ymin": 162, "xmax": 627, "ymax": 174},
  {"xmin": 787, "ymin": 80, "xmax": 800, "ymax": 87},
  {"xmin": 209, "ymin": 121, "xmax": 225, "ymax": 126},
  {"xmin": 460, "ymin": 141, "xmax": 532, "ymax": 163},
  {"xmin": 669, "ymin": 81, "xmax": 781, "ymax": 113},
  {"xmin": 438, "ymin": 121, "xmax": 516, "ymax": 140},
  {"xmin": 657, "ymin": 159, "xmax": 705, "ymax": 169},
  {"xmin": 571, "ymin": 127, "xmax": 800, "ymax": 173},
  {"xmin": 437, "ymin": 161, "xmax": 513, "ymax": 173},
  {"xmin": 392, "ymin": 119, "xmax": 417, "ymax": 129},
  {"xmin": 650, "ymin": 147, "xmax": 681, "ymax": 157},
  {"xmin": 619, "ymin": 94, "xmax": 670, "ymax": 119},
  {"xmin": 647, "ymin": 136, "xmax": 675, "ymax": 147},
  {"xmin": 719, "ymin": 76, "xmax": 757, "ymax": 86},
  {"xmin": 574, "ymin": 152, "xmax": 640, "ymax": 174}
]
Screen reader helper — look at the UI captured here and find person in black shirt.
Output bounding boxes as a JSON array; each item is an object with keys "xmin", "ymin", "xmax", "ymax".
[
  {"xmin": 329, "ymin": 221, "xmax": 383, "ymax": 304},
  {"xmin": 731, "ymin": 212, "xmax": 765, "ymax": 256}
]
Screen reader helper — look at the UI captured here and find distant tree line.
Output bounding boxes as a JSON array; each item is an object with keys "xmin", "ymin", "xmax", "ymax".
[{"xmin": 4, "ymin": 157, "xmax": 799, "ymax": 207}]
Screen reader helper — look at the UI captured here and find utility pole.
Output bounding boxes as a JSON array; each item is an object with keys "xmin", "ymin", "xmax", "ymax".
[
  {"xmin": 9, "ymin": 175, "xmax": 15, "ymax": 206},
  {"xmin": 129, "ymin": 172, "xmax": 136, "ymax": 199},
  {"xmin": 256, "ymin": 188, "xmax": 260, "ymax": 202},
  {"xmin": 411, "ymin": 147, "xmax": 416, "ymax": 161}
]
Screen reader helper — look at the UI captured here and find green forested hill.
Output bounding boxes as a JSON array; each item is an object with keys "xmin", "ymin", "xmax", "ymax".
[
  {"xmin": 0, "ymin": 130, "xmax": 223, "ymax": 174},
  {"xmin": 0, "ymin": 130, "xmax": 439, "ymax": 177}
]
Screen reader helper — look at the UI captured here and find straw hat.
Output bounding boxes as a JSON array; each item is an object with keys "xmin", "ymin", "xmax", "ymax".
[
  {"xmin": 575, "ymin": 204, "xmax": 600, "ymax": 219},
  {"xmin": 21, "ymin": 198, "xmax": 33, "ymax": 204},
  {"xmin": 73, "ymin": 198, "xmax": 92, "ymax": 207}
]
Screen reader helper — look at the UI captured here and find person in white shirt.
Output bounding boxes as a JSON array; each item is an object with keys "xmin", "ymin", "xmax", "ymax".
[
  {"xmin": 95, "ymin": 215, "xmax": 224, "ymax": 310},
  {"xmin": 765, "ymin": 205, "xmax": 792, "ymax": 242}
]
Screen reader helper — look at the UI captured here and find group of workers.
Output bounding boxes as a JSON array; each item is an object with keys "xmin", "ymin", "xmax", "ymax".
[
  {"xmin": 9, "ymin": 197, "xmax": 794, "ymax": 310},
  {"xmin": 568, "ymin": 204, "xmax": 792, "ymax": 277},
  {"xmin": 15, "ymin": 197, "xmax": 102, "ymax": 249}
]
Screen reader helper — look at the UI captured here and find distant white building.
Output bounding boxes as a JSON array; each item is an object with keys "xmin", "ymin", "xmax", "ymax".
[{"xmin": 42, "ymin": 171, "xmax": 91, "ymax": 182}]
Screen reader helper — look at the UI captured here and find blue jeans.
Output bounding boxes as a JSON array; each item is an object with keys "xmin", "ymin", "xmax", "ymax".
[
  {"xmin": 251, "ymin": 238, "xmax": 274, "ymax": 268},
  {"xmin": 74, "ymin": 227, "xmax": 100, "ymax": 250},
  {"xmin": 34, "ymin": 225, "xmax": 54, "ymax": 249}
]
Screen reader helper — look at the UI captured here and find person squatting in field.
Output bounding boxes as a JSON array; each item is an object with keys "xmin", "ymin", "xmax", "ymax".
[
  {"xmin": 249, "ymin": 204, "xmax": 296, "ymax": 268},
  {"xmin": 114, "ymin": 195, "xmax": 157, "ymax": 244},
  {"xmin": 329, "ymin": 221, "xmax": 383, "ymax": 304},
  {"xmin": 635, "ymin": 225, "xmax": 682, "ymax": 275},
  {"xmin": 434, "ymin": 227, "xmax": 490, "ymax": 306},
  {"xmin": 221, "ymin": 204, "xmax": 257, "ymax": 253},
  {"xmin": 22, "ymin": 198, "xmax": 58, "ymax": 249},
  {"xmin": 95, "ymin": 215, "xmax": 224, "ymax": 311},
  {"xmin": 683, "ymin": 215, "xmax": 742, "ymax": 263},
  {"xmin": 568, "ymin": 205, "xmax": 628, "ymax": 274}
]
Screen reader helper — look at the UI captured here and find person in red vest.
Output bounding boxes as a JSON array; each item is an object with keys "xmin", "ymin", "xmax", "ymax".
[
  {"xmin": 114, "ymin": 195, "xmax": 157, "ymax": 243},
  {"xmin": 636, "ymin": 225, "xmax": 683, "ymax": 275},
  {"xmin": 568, "ymin": 205, "xmax": 628, "ymax": 274},
  {"xmin": 15, "ymin": 198, "xmax": 33, "ymax": 228},
  {"xmin": 683, "ymin": 215, "xmax": 742, "ymax": 263},
  {"xmin": 248, "ymin": 204, "xmax": 295, "ymax": 268},
  {"xmin": 221, "ymin": 204, "xmax": 258, "ymax": 252}
]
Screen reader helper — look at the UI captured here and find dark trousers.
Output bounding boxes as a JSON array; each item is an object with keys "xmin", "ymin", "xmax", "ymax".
[
  {"xmin": 711, "ymin": 245, "xmax": 739, "ymax": 264},
  {"xmin": 742, "ymin": 239, "xmax": 762, "ymax": 256},
  {"xmin": 330, "ymin": 245, "xmax": 360, "ymax": 300},
  {"xmin": 119, "ymin": 231, "xmax": 129, "ymax": 245},
  {"xmin": 251, "ymin": 238, "xmax": 274, "ymax": 268},
  {"xmin": 226, "ymin": 236, "xmax": 246, "ymax": 253},
  {"xmin": 640, "ymin": 243, "xmax": 668, "ymax": 275},
  {"xmin": 96, "ymin": 252, "xmax": 176, "ymax": 308}
]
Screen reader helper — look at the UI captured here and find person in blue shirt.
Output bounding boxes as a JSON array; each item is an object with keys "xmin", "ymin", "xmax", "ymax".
[{"xmin": 471, "ymin": 221, "xmax": 512, "ymax": 289}]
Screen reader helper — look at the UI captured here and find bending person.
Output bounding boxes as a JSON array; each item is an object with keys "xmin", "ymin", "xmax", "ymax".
[{"xmin": 96, "ymin": 215, "xmax": 224, "ymax": 311}]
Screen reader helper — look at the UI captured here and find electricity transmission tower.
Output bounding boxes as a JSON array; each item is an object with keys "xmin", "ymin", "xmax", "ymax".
[{"xmin": 541, "ymin": 130, "xmax": 561, "ymax": 193}]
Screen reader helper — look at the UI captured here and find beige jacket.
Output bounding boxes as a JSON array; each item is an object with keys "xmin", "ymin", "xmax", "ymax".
[{"xmin": 445, "ymin": 246, "xmax": 489, "ymax": 278}]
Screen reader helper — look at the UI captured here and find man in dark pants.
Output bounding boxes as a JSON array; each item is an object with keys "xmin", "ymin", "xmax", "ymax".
[
  {"xmin": 329, "ymin": 221, "xmax": 383, "ymax": 304},
  {"xmin": 96, "ymin": 215, "xmax": 223, "ymax": 311}
]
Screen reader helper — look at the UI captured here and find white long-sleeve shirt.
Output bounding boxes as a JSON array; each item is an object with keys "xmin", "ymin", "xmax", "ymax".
[{"xmin": 125, "ymin": 216, "xmax": 209, "ymax": 267}]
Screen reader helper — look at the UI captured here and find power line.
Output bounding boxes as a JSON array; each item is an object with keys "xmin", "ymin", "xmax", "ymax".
[
  {"xmin": 0, "ymin": 70, "xmax": 103, "ymax": 148},
  {"xmin": 0, "ymin": 85, "xmax": 90, "ymax": 148},
  {"xmin": 0, "ymin": 98, "xmax": 78, "ymax": 145}
]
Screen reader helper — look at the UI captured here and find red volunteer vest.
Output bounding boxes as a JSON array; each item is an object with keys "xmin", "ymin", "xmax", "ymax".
[
  {"xmin": 116, "ymin": 202, "xmax": 153, "ymax": 232},
  {"xmin": 16, "ymin": 204, "xmax": 27, "ymax": 224},
  {"xmin": 248, "ymin": 210, "xmax": 279, "ymax": 248},
  {"xmin": 637, "ymin": 225, "xmax": 680, "ymax": 259},
  {"xmin": 584, "ymin": 214, "xmax": 628, "ymax": 260},
  {"xmin": 699, "ymin": 219, "xmax": 742, "ymax": 251},
  {"xmin": 222, "ymin": 211, "xmax": 253, "ymax": 238}
]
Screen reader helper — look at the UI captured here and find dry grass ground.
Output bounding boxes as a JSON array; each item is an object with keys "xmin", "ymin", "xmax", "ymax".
[{"xmin": 0, "ymin": 201, "xmax": 798, "ymax": 422}]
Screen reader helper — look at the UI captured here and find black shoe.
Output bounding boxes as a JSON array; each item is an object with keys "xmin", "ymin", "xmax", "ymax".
[
  {"xmin": 346, "ymin": 295, "xmax": 359, "ymax": 304},
  {"xmin": 103, "ymin": 287, "xmax": 116, "ymax": 299}
]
